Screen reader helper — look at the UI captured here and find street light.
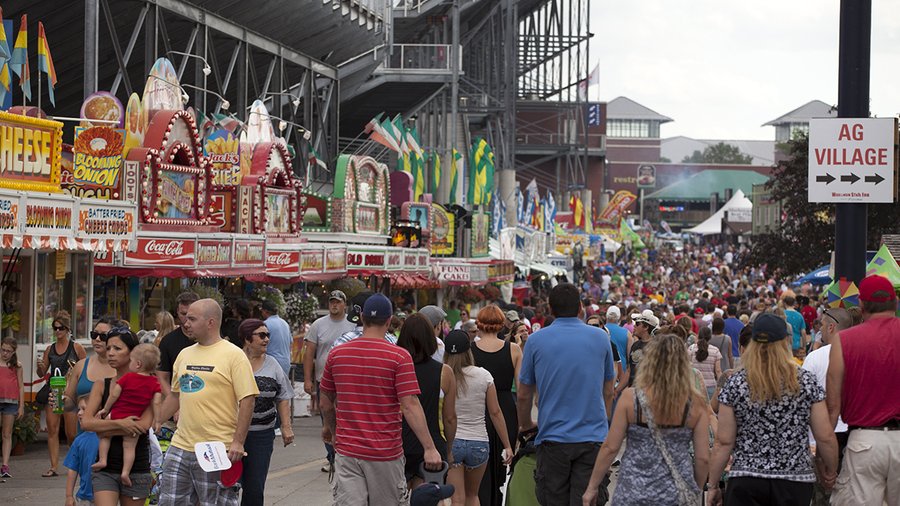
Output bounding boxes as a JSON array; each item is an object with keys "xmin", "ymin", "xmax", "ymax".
[
  {"xmin": 248, "ymin": 110, "xmax": 311, "ymax": 140},
  {"xmin": 263, "ymin": 92, "xmax": 302, "ymax": 108},
  {"xmin": 181, "ymin": 83, "xmax": 230, "ymax": 111},
  {"xmin": 167, "ymin": 50, "xmax": 212, "ymax": 76}
]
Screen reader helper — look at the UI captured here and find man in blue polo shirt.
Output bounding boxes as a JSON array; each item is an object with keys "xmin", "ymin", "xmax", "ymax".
[
  {"xmin": 723, "ymin": 304, "xmax": 744, "ymax": 365},
  {"xmin": 518, "ymin": 283, "xmax": 617, "ymax": 506}
]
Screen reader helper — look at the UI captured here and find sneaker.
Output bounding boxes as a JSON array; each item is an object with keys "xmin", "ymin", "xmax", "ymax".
[
  {"xmin": 321, "ymin": 462, "xmax": 333, "ymax": 473},
  {"xmin": 0, "ymin": 465, "xmax": 10, "ymax": 478}
]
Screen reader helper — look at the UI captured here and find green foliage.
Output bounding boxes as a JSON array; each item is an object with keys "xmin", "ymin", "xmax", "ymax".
[
  {"xmin": 12, "ymin": 402, "xmax": 39, "ymax": 446},
  {"xmin": 190, "ymin": 284, "xmax": 225, "ymax": 309},
  {"xmin": 253, "ymin": 285, "xmax": 286, "ymax": 314},
  {"xmin": 747, "ymin": 134, "xmax": 900, "ymax": 278},
  {"xmin": 658, "ymin": 156, "xmax": 672, "ymax": 163},
  {"xmin": 284, "ymin": 292, "xmax": 319, "ymax": 330},
  {"xmin": 682, "ymin": 142, "xmax": 753, "ymax": 165}
]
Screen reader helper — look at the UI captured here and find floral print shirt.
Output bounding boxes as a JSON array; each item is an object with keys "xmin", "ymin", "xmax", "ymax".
[{"xmin": 718, "ymin": 367, "xmax": 824, "ymax": 482}]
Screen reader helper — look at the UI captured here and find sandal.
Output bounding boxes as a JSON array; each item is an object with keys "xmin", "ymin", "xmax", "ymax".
[{"xmin": 42, "ymin": 469, "xmax": 58, "ymax": 477}]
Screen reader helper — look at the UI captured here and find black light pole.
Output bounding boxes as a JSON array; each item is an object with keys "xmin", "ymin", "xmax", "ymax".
[{"xmin": 833, "ymin": 0, "xmax": 871, "ymax": 283}]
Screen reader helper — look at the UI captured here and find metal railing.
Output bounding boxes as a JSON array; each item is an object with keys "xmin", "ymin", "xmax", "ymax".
[
  {"xmin": 516, "ymin": 132, "xmax": 606, "ymax": 150},
  {"xmin": 385, "ymin": 44, "xmax": 459, "ymax": 73}
]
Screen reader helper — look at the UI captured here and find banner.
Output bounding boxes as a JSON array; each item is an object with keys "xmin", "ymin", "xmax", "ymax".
[
  {"xmin": 73, "ymin": 126, "xmax": 124, "ymax": 196},
  {"xmin": 430, "ymin": 204, "xmax": 455, "ymax": 256},
  {"xmin": 597, "ymin": 190, "xmax": 637, "ymax": 227}
]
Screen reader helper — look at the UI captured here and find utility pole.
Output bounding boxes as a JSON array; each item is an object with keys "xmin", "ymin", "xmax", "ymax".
[{"xmin": 833, "ymin": 0, "xmax": 871, "ymax": 283}]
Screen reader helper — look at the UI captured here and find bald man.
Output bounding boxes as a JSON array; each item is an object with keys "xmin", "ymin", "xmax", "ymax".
[{"xmin": 157, "ymin": 299, "xmax": 259, "ymax": 506}]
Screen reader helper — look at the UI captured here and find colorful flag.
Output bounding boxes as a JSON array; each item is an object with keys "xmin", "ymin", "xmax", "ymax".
[
  {"xmin": 865, "ymin": 244, "xmax": 900, "ymax": 286},
  {"xmin": 620, "ymin": 219, "xmax": 645, "ymax": 249},
  {"xmin": 570, "ymin": 194, "xmax": 584, "ymax": 228},
  {"xmin": 10, "ymin": 14, "xmax": 29, "ymax": 101},
  {"xmin": 37, "ymin": 22, "xmax": 56, "ymax": 106},
  {"xmin": 413, "ymin": 150, "xmax": 425, "ymax": 201},
  {"xmin": 431, "ymin": 151, "xmax": 441, "ymax": 196},
  {"xmin": 308, "ymin": 146, "xmax": 327, "ymax": 171},
  {"xmin": 491, "ymin": 195, "xmax": 505, "ymax": 238},
  {"xmin": 0, "ymin": 8, "xmax": 11, "ymax": 104},
  {"xmin": 366, "ymin": 113, "xmax": 400, "ymax": 152},
  {"xmin": 449, "ymin": 148, "xmax": 461, "ymax": 204},
  {"xmin": 516, "ymin": 187, "xmax": 525, "ymax": 224}
]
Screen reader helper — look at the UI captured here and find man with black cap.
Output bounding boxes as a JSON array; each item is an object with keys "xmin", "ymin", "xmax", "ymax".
[
  {"xmin": 827, "ymin": 275, "xmax": 900, "ymax": 505},
  {"xmin": 259, "ymin": 299, "xmax": 292, "ymax": 377},
  {"xmin": 304, "ymin": 290, "xmax": 356, "ymax": 473},
  {"xmin": 320, "ymin": 294, "xmax": 441, "ymax": 505}
]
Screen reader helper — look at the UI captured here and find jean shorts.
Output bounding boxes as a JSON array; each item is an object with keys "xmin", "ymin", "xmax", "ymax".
[
  {"xmin": 0, "ymin": 403, "xmax": 17, "ymax": 415},
  {"xmin": 451, "ymin": 439, "xmax": 489, "ymax": 469}
]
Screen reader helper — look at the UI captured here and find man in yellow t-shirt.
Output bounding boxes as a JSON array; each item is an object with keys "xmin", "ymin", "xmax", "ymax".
[{"xmin": 157, "ymin": 299, "xmax": 258, "ymax": 506}]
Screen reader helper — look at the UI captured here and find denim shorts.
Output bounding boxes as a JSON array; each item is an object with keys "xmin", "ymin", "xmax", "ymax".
[
  {"xmin": 451, "ymin": 439, "xmax": 489, "ymax": 469},
  {"xmin": 0, "ymin": 403, "xmax": 17, "ymax": 415}
]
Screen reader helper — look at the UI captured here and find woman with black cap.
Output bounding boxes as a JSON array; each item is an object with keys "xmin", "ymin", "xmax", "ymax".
[
  {"xmin": 443, "ymin": 330, "xmax": 513, "ymax": 506},
  {"xmin": 707, "ymin": 312, "xmax": 839, "ymax": 505}
]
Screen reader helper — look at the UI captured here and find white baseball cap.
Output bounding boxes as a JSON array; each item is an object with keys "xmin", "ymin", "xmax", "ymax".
[
  {"xmin": 606, "ymin": 306, "xmax": 621, "ymax": 319},
  {"xmin": 632, "ymin": 309, "xmax": 660, "ymax": 329}
]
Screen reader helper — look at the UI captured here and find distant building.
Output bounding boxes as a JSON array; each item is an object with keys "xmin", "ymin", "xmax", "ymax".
[
  {"xmin": 763, "ymin": 99, "xmax": 837, "ymax": 142},
  {"xmin": 750, "ymin": 182, "xmax": 783, "ymax": 235}
]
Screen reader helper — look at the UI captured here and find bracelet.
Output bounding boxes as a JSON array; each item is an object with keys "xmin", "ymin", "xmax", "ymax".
[{"xmin": 706, "ymin": 483, "xmax": 719, "ymax": 490}]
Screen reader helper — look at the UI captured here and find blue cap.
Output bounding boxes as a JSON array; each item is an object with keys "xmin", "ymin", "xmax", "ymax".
[
  {"xmin": 411, "ymin": 483, "xmax": 455, "ymax": 506},
  {"xmin": 362, "ymin": 293, "xmax": 393, "ymax": 320},
  {"xmin": 752, "ymin": 313, "xmax": 788, "ymax": 343}
]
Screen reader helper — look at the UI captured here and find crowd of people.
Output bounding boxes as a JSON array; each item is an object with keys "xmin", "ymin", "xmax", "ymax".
[{"xmin": 0, "ymin": 240, "xmax": 897, "ymax": 506}]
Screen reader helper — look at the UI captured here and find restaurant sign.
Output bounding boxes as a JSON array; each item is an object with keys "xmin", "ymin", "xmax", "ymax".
[{"xmin": 0, "ymin": 111, "xmax": 63, "ymax": 193}]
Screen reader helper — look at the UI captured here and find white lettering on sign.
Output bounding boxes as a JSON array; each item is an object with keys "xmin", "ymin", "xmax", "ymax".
[
  {"xmin": 269, "ymin": 252, "xmax": 293, "ymax": 266},
  {"xmin": 145, "ymin": 239, "xmax": 185, "ymax": 256},
  {"xmin": 808, "ymin": 118, "xmax": 897, "ymax": 203}
]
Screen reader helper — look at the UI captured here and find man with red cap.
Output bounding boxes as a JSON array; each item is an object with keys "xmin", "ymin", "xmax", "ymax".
[{"xmin": 826, "ymin": 275, "xmax": 900, "ymax": 505}]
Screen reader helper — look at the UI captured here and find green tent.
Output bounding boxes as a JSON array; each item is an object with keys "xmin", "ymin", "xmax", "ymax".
[{"xmin": 865, "ymin": 244, "xmax": 900, "ymax": 287}]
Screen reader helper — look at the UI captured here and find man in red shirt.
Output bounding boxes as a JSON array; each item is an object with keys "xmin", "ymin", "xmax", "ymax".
[
  {"xmin": 320, "ymin": 293, "xmax": 441, "ymax": 505},
  {"xmin": 827, "ymin": 275, "xmax": 900, "ymax": 505}
]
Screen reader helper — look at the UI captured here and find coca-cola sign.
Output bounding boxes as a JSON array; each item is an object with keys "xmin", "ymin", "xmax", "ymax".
[
  {"xmin": 267, "ymin": 250, "xmax": 300, "ymax": 276},
  {"xmin": 125, "ymin": 237, "xmax": 196, "ymax": 267}
]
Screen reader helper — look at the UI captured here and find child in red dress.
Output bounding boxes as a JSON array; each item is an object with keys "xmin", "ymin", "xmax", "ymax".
[{"xmin": 92, "ymin": 344, "xmax": 162, "ymax": 486}]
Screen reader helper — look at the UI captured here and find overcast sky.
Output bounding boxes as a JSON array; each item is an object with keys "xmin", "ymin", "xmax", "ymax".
[{"xmin": 589, "ymin": 0, "xmax": 900, "ymax": 140}]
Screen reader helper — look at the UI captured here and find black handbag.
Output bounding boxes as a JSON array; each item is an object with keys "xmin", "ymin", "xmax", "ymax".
[{"xmin": 35, "ymin": 380, "xmax": 51, "ymax": 405}]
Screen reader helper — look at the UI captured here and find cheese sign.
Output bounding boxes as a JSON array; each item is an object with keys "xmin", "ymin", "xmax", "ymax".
[
  {"xmin": 0, "ymin": 111, "xmax": 63, "ymax": 192},
  {"xmin": 808, "ymin": 118, "xmax": 898, "ymax": 203}
]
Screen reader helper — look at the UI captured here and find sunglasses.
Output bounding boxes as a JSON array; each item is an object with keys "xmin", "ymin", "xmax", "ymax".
[
  {"xmin": 53, "ymin": 325, "xmax": 67, "ymax": 331},
  {"xmin": 253, "ymin": 332, "xmax": 271, "ymax": 339},
  {"xmin": 93, "ymin": 325, "xmax": 131, "ymax": 342},
  {"xmin": 588, "ymin": 323, "xmax": 602, "ymax": 327}
]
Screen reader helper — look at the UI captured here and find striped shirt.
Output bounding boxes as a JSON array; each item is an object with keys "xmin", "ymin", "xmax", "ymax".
[
  {"xmin": 320, "ymin": 337, "xmax": 420, "ymax": 461},
  {"xmin": 332, "ymin": 327, "xmax": 398, "ymax": 348}
]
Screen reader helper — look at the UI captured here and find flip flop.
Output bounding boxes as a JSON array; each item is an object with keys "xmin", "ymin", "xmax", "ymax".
[{"xmin": 42, "ymin": 469, "xmax": 59, "ymax": 477}]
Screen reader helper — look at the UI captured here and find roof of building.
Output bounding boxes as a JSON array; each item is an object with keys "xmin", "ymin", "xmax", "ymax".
[
  {"xmin": 644, "ymin": 169, "xmax": 770, "ymax": 202},
  {"xmin": 606, "ymin": 96, "xmax": 673, "ymax": 123},
  {"xmin": 763, "ymin": 100, "xmax": 836, "ymax": 126},
  {"xmin": 661, "ymin": 136, "xmax": 775, "ymax": 166}
]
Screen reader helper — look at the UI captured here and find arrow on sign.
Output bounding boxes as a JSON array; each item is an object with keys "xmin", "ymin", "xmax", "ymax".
[
  {"xmin": 816, "ymin": 174, "xmax": 836, "ymax": 184},
  {"xmin": 841, "ymin": 173, "xmax": 860, "ymax": 184},
  {"xmin": 865, "ymin": 174, "xmax": 885, "ymax": 185}
]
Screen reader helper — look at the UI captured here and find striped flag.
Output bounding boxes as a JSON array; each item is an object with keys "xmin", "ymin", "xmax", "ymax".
[
  {"xmin": 10, "ymin": 14, "xmax": 29, "ymax": 101},
  {"xmin": 431, "ymin": 151, "xmax": 440, "ymax": 196},
  {"xmin": 449, "ymin": 148, "xmax": 461, "ymax": 204},
  {"xmin": 0, "ymin": 8, "xmax": 12, "ymax": 105},
  {"xmin": 365, "ymin": 113, "xmax": 400, "ymax": 152},
  {"xmin": 37, "ymin": 22, "xmax": 56, "ymax": 106}
]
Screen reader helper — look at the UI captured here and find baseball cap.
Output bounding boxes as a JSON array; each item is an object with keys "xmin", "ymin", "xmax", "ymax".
[
  {"xmin": 751, "ymin": 313, "xmax": 788, "ymax": 343},
  {"xmin": 419, "ymin": 305, "xmax": 447, "ymax": 328},
  {"xmin": 606, "ymin": 306, "xmax": 621, "ymax": 319},
  {"xmin": 411, "ymin": 483, "xmax": 455, "ymax": 506},
  {"xmin": 362, "ymin": 294, "xmax": 393, "ymax": 320},
  {"xmin": 445, "ymin": 330, "xmax": 470, "ymax": 354},
  {"xmin": 693, "ymin": 307, "xmax": 705, "ymax": 316},
  {"xmin": 347, "ymin": 291, "xmax": 374, "ymax": 324},
  {"xmin": 632, "ymin": 309, "xmax": 660, "ymax": 329},
  {"xmin": 505, "ymin": 310, "xmax": 521, "ymax": 322},
  {"xmin": 859, "ymin": 275, "xmax": 897, "ymax": 303},
  {"xmin": 328, "ymin": 290, "xmax": 347, "ymax": 302}
]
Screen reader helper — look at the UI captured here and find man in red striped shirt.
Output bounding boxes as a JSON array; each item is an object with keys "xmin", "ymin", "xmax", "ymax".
[{"xmin": 320, "ymin": 293, "xmax": 441, "ymax": 505}]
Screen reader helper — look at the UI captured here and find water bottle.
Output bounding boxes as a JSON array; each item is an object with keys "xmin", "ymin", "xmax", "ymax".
[{"xmin": 50, "ymin": 368, "xmax": 66, "ymax": 415}]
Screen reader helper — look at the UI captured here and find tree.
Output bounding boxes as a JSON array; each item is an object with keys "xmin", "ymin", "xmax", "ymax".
[
  {"xmin": 681, "ymin": 142, "xmax": 754, "ymax": 165},
  {"xmin": 746, "ymin": 134, "xmax": 900, "ymax": 277}
]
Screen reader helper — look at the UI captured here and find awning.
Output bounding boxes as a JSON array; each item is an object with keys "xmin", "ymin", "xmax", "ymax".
[{"xmin": 528, "ymin": 262, "xmax": 567, "ymax": 277}]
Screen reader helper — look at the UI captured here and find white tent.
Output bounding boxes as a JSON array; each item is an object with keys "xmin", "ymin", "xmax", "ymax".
[{"xmin": 685, "ymin": 189, "xmax": 752, "ymax": 235}]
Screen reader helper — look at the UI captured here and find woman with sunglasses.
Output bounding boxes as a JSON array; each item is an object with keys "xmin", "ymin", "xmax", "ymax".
[
  {"xmin": 240, "ymin": 319, "xmax": 294, "ymax": 506},
  {"xmin": 80, "ymin": 328, "xmax": 154, "ymax": 506},
  {"xmin": 36, "ymin": 311, "xmax": 86, "ymax": 478},
  {"xmin": 62, "ymin": 319, "xmax": 120, "ymax": 423}
]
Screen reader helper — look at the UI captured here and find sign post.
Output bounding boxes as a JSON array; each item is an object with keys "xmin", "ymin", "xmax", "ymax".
[
  {"xmin": 832, "ymin": 0, "xmax": 875, "ymax": 284},
  {"xmin": 636, "ymin": 165, "xmax": 655, "ymax": 225}
]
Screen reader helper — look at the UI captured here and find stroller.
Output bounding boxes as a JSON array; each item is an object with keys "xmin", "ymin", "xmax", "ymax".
[{"xmin": 505, "ymin": 428, "xmax": 540, "ymax": 506}]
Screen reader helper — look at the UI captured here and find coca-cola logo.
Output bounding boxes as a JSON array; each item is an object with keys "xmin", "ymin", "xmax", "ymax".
[
  {"xmin": 144, "ymin": 239, "xmax": 185, "ymax": 257},
  {"xmin": 268, "ymin": 252, "xmax": 294, "ymax": 266}
]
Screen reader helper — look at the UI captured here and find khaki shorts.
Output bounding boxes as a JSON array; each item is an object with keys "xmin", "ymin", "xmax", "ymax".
[{"xmin": 332, "ymin": 453, "xmax": 409, "ymax": 506}]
